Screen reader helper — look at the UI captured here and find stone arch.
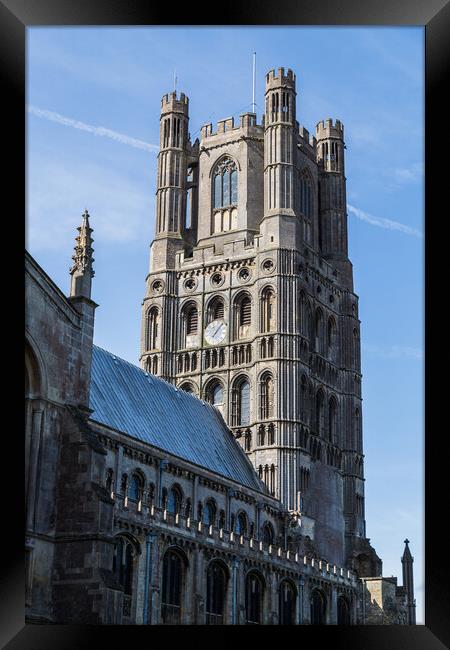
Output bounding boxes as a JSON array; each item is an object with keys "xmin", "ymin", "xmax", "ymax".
[
  {"xmin": 25, "ymin": 333, "xmax": 48, "ymax": 399},
  {"xmin": 208, "ymin": 153, "xmax": 241, "ymax": 178},
  {"xmin": 230, "ymin": 373, "xmax": 251, "ymax": 426},
  {"xmin": 245, "ymin": 569, "xmax": 266, "ymax": 624},
  {"xmin": 310, "ymin": 587, "xmax": 327, "ymax": 625},
  {"xmin": 232, "ymin": 290, "xmax": 253, "ymax": 341},
  {"xmin": 178, "ymin": 380, "xmax": 198, "ymax": 395},
  {"xmin": 205, "ymin": 293, "xmax": 226, "ymax": 323},
  {"xmin": 160, "ymin": 545, "xmax": 190, "ymax": 624},
  {"xmin": 260, "ymin": 284, "xmax": 276, "ymax": 333},
  {"xmin": 278, "ymin": 578, "xmax": 297, "ymax": 625},
  {"xmin": 203, "ymin": 376, "xmax": 225, "ymax": 410}
]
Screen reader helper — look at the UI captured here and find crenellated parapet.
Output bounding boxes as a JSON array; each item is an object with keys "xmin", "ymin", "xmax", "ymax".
[
  {"xmin": 161, "ymin": 91, "xmax": 189, "ymax": 116},
  {"xmin": 316, "ymin": 118, "xmax": 344, "ymax": 141},
  {"xmin": 200, "ymin": 113, "xmax": 262, "ymax": 141},
  {"xmin": 265, "ymin": 67, "xmax": 296, "ymax": 91}
]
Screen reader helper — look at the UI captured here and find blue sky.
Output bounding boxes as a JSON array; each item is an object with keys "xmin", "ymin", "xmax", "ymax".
[{"xmin": 26, "ymin": 26, "xmax": 424, "ymax": 622}]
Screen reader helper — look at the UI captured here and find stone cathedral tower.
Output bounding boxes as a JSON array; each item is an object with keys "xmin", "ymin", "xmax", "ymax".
[{"xmin": 140, "ymin": 67, "xmax": 380, "ymax": 573}]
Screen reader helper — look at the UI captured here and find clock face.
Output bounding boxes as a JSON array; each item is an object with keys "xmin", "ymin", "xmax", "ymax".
[{"xmin": 204, "ymin": 319, "xmax": 227, "ymax": 345}]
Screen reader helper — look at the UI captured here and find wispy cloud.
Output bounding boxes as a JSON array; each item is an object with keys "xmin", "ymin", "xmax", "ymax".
[
  {"xmin": 27, "ymin": 105, "xmax": 159, "ymax": 153},
  {"xmin": 27, "ymin": 154, "xmax": 154, "ymax": 252},
  {"xmin": 347, "ymin": 204, "xmax": 423, "ymax": 238},
  {"xmin": 390, "ymin": 162, "xmax": 424, "ymax": 185},
  {"xmin": 362, "ymin": 343, "xmax": 424, "ymax": 361}
]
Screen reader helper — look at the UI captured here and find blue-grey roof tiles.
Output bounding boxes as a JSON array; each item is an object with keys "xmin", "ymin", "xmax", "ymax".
[{"xmin": 89, "ymin": 345, "xmax": 265, "ymax": 492}]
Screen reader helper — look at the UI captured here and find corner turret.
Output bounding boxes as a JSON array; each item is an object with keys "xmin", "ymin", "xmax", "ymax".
[
  {"xmin": 261, "ymin": 66, "xmax": 299, "ymax": 248},
  {"xmin": 315, "ymin": 117, "xmax": 352, "ymax": 288},
  {"xmin": 401, "ymin": 539, "xmax": 416, "ymax": 625},
  {"xmin": 152, "ymin": 90, "xmax": 192, "ymax": 271},
  {"xmin": 70, "ymin": 209, "xmax": 94, "ymax": 300},
  {"xmin": 68, "ymin": 209, "xmax": 97, "ymax": 407}
]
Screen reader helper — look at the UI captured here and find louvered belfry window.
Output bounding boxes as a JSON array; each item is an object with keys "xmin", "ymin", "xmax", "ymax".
[
  {"xmin": 240, "ymin": 297, "xmax": 251, "ymax": 326},
  {"xmin": 213, "ymin": 300, "xmax": 224, "ymax": 320},
  {"xmin": 239, "ymin": 298, "xmax": 252, "ymax": 327},
  {"xmin": 186, "ymin": 306, "xmax": 198, "ymax": 335}
]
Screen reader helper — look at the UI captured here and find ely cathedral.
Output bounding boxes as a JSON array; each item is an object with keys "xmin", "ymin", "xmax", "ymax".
[{"xmin": 25, "ymin": 66, "xmax": 415, "ymax": 625}]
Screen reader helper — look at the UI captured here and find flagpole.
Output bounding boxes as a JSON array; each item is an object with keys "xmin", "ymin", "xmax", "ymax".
[{"xmin": 252, "ymin": 52, "xmax": 256, "ymax": 113}]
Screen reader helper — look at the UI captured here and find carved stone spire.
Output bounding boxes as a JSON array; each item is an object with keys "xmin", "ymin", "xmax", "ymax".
[
  {"xmin": 70, "ymin": 209, "xmax": 95, "ymax": 299},
  {"xmin": 401, "ymin": 539, "xmax": 416, "ymax": 625}
]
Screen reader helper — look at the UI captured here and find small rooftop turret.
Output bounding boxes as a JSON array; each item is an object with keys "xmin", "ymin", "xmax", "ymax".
[
  {"xmin": 70, "ymin": 209, "xmax": 94, "ymax": 300},
  {"xmin": 161, "ymin": 91, "xmax": 189, "ymax": 116},
  {"xmin": 265, "ymin": 67, "xmax": 296, "ymax": 91}
]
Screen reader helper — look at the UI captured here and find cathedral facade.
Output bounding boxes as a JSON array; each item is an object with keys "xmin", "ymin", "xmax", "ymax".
[{"xmin": 24, "ymin": 65, "xmax": 415, "ymax": 626}]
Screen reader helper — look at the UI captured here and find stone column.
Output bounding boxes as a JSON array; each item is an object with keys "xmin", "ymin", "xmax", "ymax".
[
  {"xmin": 192, "ymin": 474, "xmax": 199, "ymax": 516},
  {"xmin": 329, "ymin": 584, "xmax": 338, "ymax": 624},
  {"xmin": 26, "ymin": 401, "xmax": 44, "ymax": 532},
  {"xmin": 157, "ymin": 459, "xmax": 168, "ymax": 507},
  {"xmin": 143, "ymin": 532, "xmax": 157, "ymax": 624},
  {"xmin": 231, "ymin": 556, "xmax": 240, "ymax": 624},
  {"xmin": 114, "ymin": 444, "xmax": 123, "ymax": 496},
  {"xmin": 297, "ymin": 576, "xmax": 305, "ymax": 624}
]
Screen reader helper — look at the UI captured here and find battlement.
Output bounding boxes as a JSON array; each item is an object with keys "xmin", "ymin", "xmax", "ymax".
[
  {"xmin": 265, "ymin": 67, "xmax": 296, "ymax": 90},
  {"xmin": 161, "ymin": 91, "xmax": 189, "ymax": 115},
  {"xmin": 298, "ymin": 125, "xmax": 317, "ymax": 149},
  {"xmin": 200, "ymin": 112, "xmax": 261, "ymax": 140},
  {"xmin": 315, "ymin": 118, "xmax": 344, "ymax": 139}
]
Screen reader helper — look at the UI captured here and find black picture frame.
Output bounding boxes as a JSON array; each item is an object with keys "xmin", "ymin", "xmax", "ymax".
[{"xmin": 4, "ymin": 0, "xmax": 449, "ymax": 647}]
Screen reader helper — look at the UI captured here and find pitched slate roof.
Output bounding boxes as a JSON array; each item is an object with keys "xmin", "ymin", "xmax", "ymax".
[{"xmin": 89, "ymin": 345, "xmax": 264, "ymax": 492}]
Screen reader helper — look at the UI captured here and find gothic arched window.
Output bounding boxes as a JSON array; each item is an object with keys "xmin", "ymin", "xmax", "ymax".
[
  {"xmin": 105, "ymin": 468, "xmax": 114, "ymax": 493},
  {"xmin": 233, "ymin": 293, "xmax": 252, "ymax": 340},
  {"xmin": 181, "ymin": 302, "xmax": 198, "ymax": 349},
  {"xmin": 262, "ymin": 522, "xmax": 274, "ymax": 546},
  {"xmin": 231, "ymin": 376, "xmax": 250, "ymax": 426},
  {"xmin": 207, "ymin": 295, "xmax": 225, "ymax": 323},
  {"xmin": 213, "ymin": 158, "xmax": 237, "ymax": 208},
  {"xmin": 205, "ymin": 379, "xmax": 224, "ymax": 410},
  {"xmin": 206, "ymin": 561, "xmax": 228, "ymax": 625},
  {"xmin": 146, "ymin": 307, "xmax": 160, "ymax": 351},
  {"xmin": 300, "ymin": 374, "xmax": 308, "ymax": 423},
  {"xmin": 112, "ymin": 536, "xmax": 136, "ymax": 617},
  {"xmin": 130, "ymin": 473, "xmax": 143, "ymax": 501},
  {"xmin": 235, "ymin": 511, "xmax": 248, "ymax": 536},
  {"xmin": 167, "ymin": 485, "xmax": 182, "ymax": 515},
  {"xmin": 299, "ymin": 291, "xmax": 308, "ymax": 335},
  {"xmin": 299, "ymin": 173, "xmax": 313, "ymax": 218},
  {"xmin": 279, "ymin": 580, "xmax": 297, "ymax": 625},
  {"xmin": 269, "ymin": 464, "xmax": 276, "ymax": 495},
  {"xmin": 204, "ymin": 499, "xmax": 216, "ymax": 527},
  {"xmin": 315, "ymin": 308, "xmax": 324, "ymax": 354},
  {"xmin": 315, "ymin": 389, "xmax": 325, "ymax": 437},
  {"xmin": 337, "ymin": 595, "xmax": 351, "ymax": 625},
  {"xmin": 261, "ymin": 287, "xmax": 276, "ymax": 333},
  {"xmin": 179, "ymin": 381, "xmax": 195, "ymax": 394},
  {"xmin": 259, "ymin": 372, "xmax": 274, "ymax": 420},
  {"xmin": 212, "ymin": 157, "xmax": 238, "ymax": 234},
  {"xmin": 310, "ymin": 589, "xmax": 327, "ymax": 625},
  {"xmin": 328, "ymin": 396, "xmax": 337, "ymax": 443},
  {"xmin": 327, "ymin": 316, "xmax": 337, "ymax": 359},
  {"xmin": 161, "ymin": 549, "xmax": 186, "ymax": 625},
  {"xmin": 245, "ymin": 571, "xmax": 265, "ymax": 625}
]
